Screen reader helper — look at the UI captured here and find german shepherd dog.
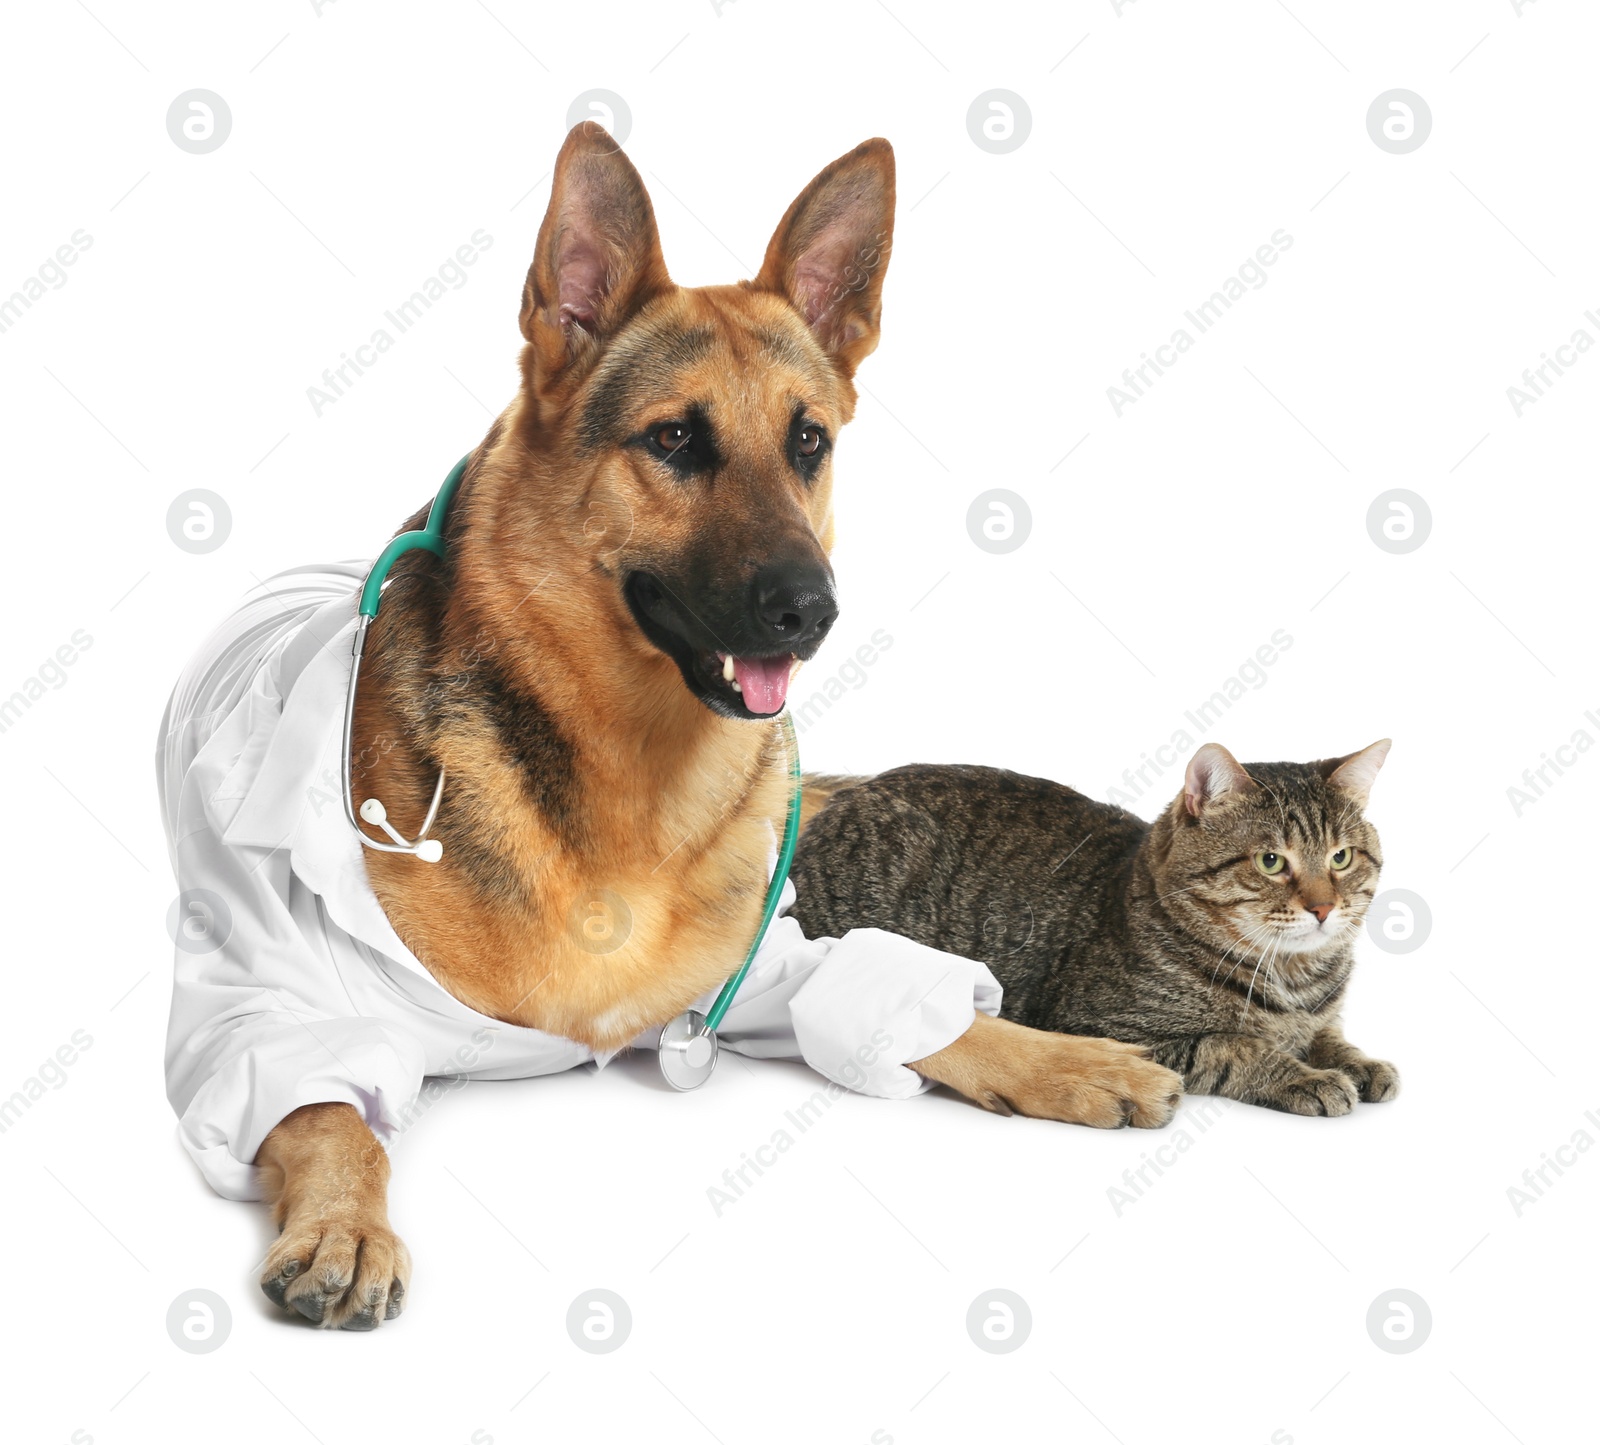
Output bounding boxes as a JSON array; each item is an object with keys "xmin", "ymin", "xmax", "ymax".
[{"xmin": 253, "ymin": 124, "xmax": 1181, "ymax": 1327}]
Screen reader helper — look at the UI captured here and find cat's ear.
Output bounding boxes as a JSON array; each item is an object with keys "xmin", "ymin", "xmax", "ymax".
[
  {"xmin": 1318, "ymin": 739, "xmax": 1392, "ymax": 807},
  {"xmin": 1184, "ymin": 743, "xmax": 1258, "ymax": 818}
]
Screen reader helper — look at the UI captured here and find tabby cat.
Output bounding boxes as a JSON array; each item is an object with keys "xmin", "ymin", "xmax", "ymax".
[{"xmin": 790, "ymin": 741, "xmax": 1399, "ymax": 1117}]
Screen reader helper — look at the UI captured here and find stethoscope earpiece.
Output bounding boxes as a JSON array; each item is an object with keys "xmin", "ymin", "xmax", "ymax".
[{"xmin": 356, "ymin": 790, "xmax": 444, "ymax": 861}]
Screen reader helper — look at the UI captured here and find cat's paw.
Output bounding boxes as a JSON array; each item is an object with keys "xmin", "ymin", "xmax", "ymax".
[
  {"xmin": 1344, "ymin": 1057, "xmax": 1401, "ymax": 1103},
  {"xmin": 1273, "ymin": 1066, "xmax": 1359, "ymax": 1118}
]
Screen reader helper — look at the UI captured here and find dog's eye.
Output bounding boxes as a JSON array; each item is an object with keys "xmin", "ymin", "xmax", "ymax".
[
  {"xmin": 654, "ymin": 423, "xmax": 692, "ymax": 454},
  {"xmin": 796, "ymin": 427, "xmax": 822, "ymax": 458},
  {"xmin": 639, "ymin": 410, "xmax": 719, "ymax": 475}
]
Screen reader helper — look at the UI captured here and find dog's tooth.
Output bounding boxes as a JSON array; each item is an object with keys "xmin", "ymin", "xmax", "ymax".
[
  {"xmin": 730, "ymin": 679, "xmax": 742, "ymax": 693},
  {"xmin": 722, "ymin": 654, "xmax": 736, "ymax": 683}
]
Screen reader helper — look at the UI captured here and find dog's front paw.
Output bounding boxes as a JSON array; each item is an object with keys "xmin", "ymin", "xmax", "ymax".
[
  {"xmin": 1272, "ymin": 1066, "xmax": 1359, "ymax": 1118},
  {"xmin": 1004, "ymin": 1035, "xmax": 1183, "ymax": 1129},
  {"xmin": 1344, "ymin": 1056, "xmax": 1400, "ymax": 1103},
  {"xmin": 261, "ymin": 1212, "xmax": 410, "ymax": 1330}
]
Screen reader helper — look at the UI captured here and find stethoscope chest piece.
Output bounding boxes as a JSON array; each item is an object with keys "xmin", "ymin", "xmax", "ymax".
[{"xmin": 658, "ymin": 1010, "xmax": 718, "ymax": 1091}]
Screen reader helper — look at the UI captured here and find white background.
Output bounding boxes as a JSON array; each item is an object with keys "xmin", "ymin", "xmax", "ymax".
[{"xmin": 2, "ymin": 1, "xmax": 1594, "ymax": 1441}]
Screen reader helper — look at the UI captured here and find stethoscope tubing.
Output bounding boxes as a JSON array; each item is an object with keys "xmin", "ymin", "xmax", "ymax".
[
  {"xmin": 703, "ymin": 712, "xmax": 803, "ymax": 1032},
  {"xmin": 341, "ymin": 456, "xmax": 470, "ymax": 858},
  {"xmin": 340, "ymin": 614, "xmax": 446, "ymax": 855}
]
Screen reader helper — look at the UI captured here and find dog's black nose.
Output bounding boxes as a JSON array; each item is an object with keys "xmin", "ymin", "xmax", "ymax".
[{"xmin": 751, "ymin": 562, "xmax": 838, "ymax": 647}]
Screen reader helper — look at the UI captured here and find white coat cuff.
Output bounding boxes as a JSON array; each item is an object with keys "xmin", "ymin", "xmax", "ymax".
[
  {"xmin": 787, "ymin": 928, "xmax": 1002, "ymax": 1100},
  {"xmin": 172, "ymin": 1016, "xmax": 428, "ymax": 1202}
]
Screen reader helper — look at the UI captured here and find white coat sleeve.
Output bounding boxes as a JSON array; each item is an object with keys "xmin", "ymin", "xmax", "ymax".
[
  {"xmin": 706, "ymin": 879, "xmax": 1003, "ymax": 1099},
  {"xmin": 164, "ymin": 821, "xmax": 428, "ymax": 1203}
]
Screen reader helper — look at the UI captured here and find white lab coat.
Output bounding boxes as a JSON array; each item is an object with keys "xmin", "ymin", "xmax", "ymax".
[{"xmin": 157, "ymin": 563, "xmax": 1001, "ymax": 1201}]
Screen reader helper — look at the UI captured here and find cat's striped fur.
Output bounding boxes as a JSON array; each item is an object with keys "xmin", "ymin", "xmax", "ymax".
[{"xmin": 790, "ymin": 741, "xmax": 1399, "ymax": 1116}]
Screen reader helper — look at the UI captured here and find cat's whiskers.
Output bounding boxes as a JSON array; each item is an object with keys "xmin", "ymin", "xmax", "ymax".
[
  {"xmin": 1214, "ymin": 918, "xmax": 1275, "ymax": 975},
  {"xmin": 1242, "ymin": 927, "xmax": 1289, "ymax": 1019},
  {"xmin": 1264, "ymin": 930, "xmax": 1289, "ymax": 1008},
  {"xmin": 1211, "ymin": 919, "xmax": 1276, "ymax": 987},
  {"xmin": 1209, "ymin": 926, "xmax": 1256, "ymax": 984},
  {"xmin": 1242, "ymin": 948, "xmax": 1268, "ymax": 1018}
]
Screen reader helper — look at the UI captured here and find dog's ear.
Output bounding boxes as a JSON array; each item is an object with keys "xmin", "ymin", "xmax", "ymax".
[
  {"xmin": 520, "ymin": 123, "xmax": 671, "ymax": 389},
  {"xmin": 753, "ymin": 138, "xmax": 895, "ymax": 377}
]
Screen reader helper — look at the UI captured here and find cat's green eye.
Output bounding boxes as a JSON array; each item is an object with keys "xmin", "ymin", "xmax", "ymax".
[
  {"xmin": 1253, "ymin": 850, "xmax": 1287, "ymax": 877},
  {"xmin": 1330, "ymin": 847, "xmax": 1354, "ymax": 871}
]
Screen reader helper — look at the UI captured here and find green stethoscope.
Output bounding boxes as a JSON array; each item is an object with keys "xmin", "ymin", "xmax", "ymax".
[{"xmin": 342, "ymin": 455, "xmax": 804, "ymax": 1091}]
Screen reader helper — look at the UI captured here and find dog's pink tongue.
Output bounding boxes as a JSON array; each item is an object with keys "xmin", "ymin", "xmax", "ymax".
[{"xmin": 733, "ymin": 656, "xmax": 791, "ymax": 715}]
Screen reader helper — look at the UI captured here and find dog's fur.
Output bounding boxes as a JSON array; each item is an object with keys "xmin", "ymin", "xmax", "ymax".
[{"xmin": 255, "ymin": 125, "xmax": 1182, "ymax": 1328}]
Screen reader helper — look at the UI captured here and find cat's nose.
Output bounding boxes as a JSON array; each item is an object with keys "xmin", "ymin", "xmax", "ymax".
[{"xmin": 1307, "ymin": 903, "xmax": 1334, "ymax": 923}]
